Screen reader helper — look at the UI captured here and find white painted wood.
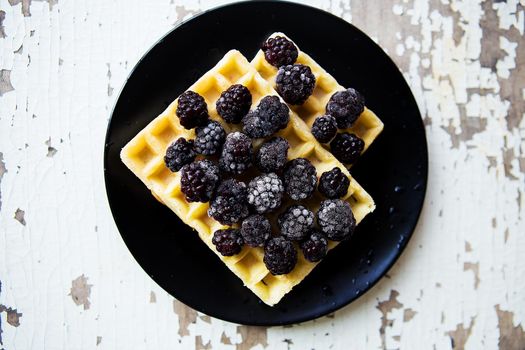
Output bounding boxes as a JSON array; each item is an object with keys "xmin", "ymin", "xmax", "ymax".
[{"xmin": 0, "ymin": 0, "xmax": 523, "ymax": 349}]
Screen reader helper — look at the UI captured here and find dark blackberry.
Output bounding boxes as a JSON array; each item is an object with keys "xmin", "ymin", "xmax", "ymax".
[
  {"xmin": 194, "ymin": 120, "xmax": 226, "ymax": 155},
  {"xmin": 300, "ymin": 230, "xmax": 328, "ymax": 262},
  {"xmin": 311, "ymin": 115, "xmax": 337, "ymax": 143},
  {"xmin": 283, "ymin": 158, "xmax": 317, "ymax": 200},
  {"xmin": 326, "ymin": 88, "xmax": 365, "ymax": 128},
  {"xmin": 164, "ymin": 137, "xmax": 196, "ymax": 172},
  {"xmin": 216, "ymin": 84, "xmax": 252, "ymax": 124},
  {"xmin": 240, "ymin": 214, "xmax": 271, "ymax": 247},
  {"xmin": 242, "ymin": 96, "xmax": 290, "ymax": 138},
  {"xmin": 176, "ymin": 91, "xmax": 209, "ymax": 129},
  {"xmin": 263, "ymin": 236, "xmax": 297, "ymax": 275},
  {"xmin": 247, "ymin": 173, "xmax": 284, "ymax": 214},
  {"xmin": 180, "ymin": 159, "xmax": 220, "ymax": 202},
  {"xmin": 219, "ymin": 132, "xmax": 253, "ymax": 175},
  {"xmin": 212, "ymin": 228, "xmax": 244, "ymax": 256},
  {"xmin": 278, "ymin": 205, "xmax": 314, "ymax": 241},
  {"xmin": 318, "ymin": 167, "xmax": 350, "ymax": 199},
  {"xmin": 330, "ymin": 133, "xmax": 364, "ymax": 164},
  {"xmin": 261, "ymin": 36, "xmax": 298, "ymax": 67},
  {"xmin": 255, "ymin": 137, "xmax": 289, "ymax": 173},
  {"xmin": 317, "ymin": 199, "xmax": 356, "ymax": 241},
  {"xmin": 275, "ymin": 64, "xmax": 316, "ymax": 105},
  {"xmin": 208, "ymin": 179, "xmax": 249, "ymax": 225}
]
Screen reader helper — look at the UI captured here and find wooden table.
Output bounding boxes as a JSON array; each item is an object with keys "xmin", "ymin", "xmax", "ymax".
[{"xmin": 0, "ymin": 0, "xmax": 523, "ymax": 349}]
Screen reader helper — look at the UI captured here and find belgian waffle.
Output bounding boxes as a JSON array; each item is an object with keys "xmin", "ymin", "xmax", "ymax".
[
  {"xmin": 251, "ymin": 32, "xmax": 384, "ymax": 157},
  {"xmin": 121, "ymin": 50, "xmax": 375, "ymax": 306}
]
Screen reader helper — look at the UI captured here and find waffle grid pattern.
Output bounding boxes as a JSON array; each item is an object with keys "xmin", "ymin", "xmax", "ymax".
[
  {"xmin": 251, "ymin": 32, "xmax": 384, "ymax": 157},
  {"xmin": 121, "ymin": 50, "xmax": 375, "ymax": 306}
]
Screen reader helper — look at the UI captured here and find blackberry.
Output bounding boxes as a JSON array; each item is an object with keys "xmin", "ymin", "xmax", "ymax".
[
  {"xmin": 219, "ymin": 132, "xmax": 253, "ymax": 175},
  {"xmin": 216, "ymin": 84, "xmax": 252, "ymax": 124},
  {"xmin": 278, "ymin": 205, "xmax": 314, "ymax": 241},
  {"xmin": 311, "ymin": 115, "xmax": 337, "ymax": 143},
  {"xmin": 275, "ymin": 64, "xmax": 316, "ymax": 105},
  {"xmin": 240, "ymin": 214, "xmax": 271, "ymax": 247},
  {"xmin": 326, "ymin": 88, "xmax": 365, "ymax": 128},
  {"xmin": 330, "ymin": 133, "xmax": 364, "ymax": 164},
  {"xmin": 255, "ymin": 137, "xmax": 289, "ymax": 173},
  {"xmin": 247, "ymin": 173, "xmax": 284, "ymax": 214},
  {"xmin": 242, "ymin": 96, "xmax": 290, "ymax": 138},
  {"xmin": 212, "ymin": 228, "xmax": 244, "ymax": 256},
  {"xmin": 318, "ymin": 167, "xmax": 350, "ymax": 199},
  {"xmin": 176, "ymin": 91, "xmax": 209, "ymax": 129},
  {"xmin": 194, "ymin": 120, "xmax": 226, "ymax": 155},
  {"xmin": 300, "ymin": 230, "xmax": 328, "ymax": 262},
  {"xmin": 317, "ymin": 199, "xmax": 356, "ymax": 241},
  {"xmin": 283, "ymin": 158, "xmax": 317, "ymax": 200},
  {"xmin": 180, "ymin": 159, "xmax": 220, "ymax": 202},
  {"xmin": 208, "ymin": 179, "xmax": 249, "ymax": 225},
  {"xmin": 263, "ymin": 236, "xmax": 297, "ymax": 275},
  {"xmin": 164, "ymin": 137, "xmax": 196, "ymax": 172},
  {"xmin": 261, "ymin": 36, "xmax": 298, "ymax": 67}
]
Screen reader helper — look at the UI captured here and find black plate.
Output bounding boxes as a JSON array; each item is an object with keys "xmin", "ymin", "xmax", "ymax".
[{"xmin": 104, "ymin": 0, "xmax": 428, "ymax": 326}]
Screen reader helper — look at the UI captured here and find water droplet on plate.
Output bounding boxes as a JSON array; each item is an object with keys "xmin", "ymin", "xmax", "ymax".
[{"xmin": 394, "ymin": 185, "xmax": 405, "ymax": 193}]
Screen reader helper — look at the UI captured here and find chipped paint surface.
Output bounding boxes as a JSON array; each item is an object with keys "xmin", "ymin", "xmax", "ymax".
[{"xmin": 0, "ymin": 0, "xmax": 523, "ymax": 349}]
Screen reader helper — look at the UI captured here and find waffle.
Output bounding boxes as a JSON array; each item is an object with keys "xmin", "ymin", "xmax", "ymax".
[
  {"xmin": 121, "ymin": 50, "xmax": 375, "ymax": 306},
  {"xmin": 251, "ymin": 32, "xmax": 384, "ymax": 157}
]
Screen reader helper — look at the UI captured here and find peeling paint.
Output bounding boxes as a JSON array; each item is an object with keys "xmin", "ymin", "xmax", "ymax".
[
  {"xmin": 149, "ymin": 291, "xmax": 156, "ymax": 303},
  {"xmin": 464, "ymin": 241, "xmax": 472, "ymax": 252},
  {"xmin": 14, "ymin": 208, "xmax": 26, "ymax": 225},
  {"xmin": 0, "ymin": 10, "xmax": 6, "ymax": 38},
  {"xmin": 196, "ymin": 335, "xmax": 212, "ymax": 350},
  {"xmin": 236, "ymin": 326, "xmax": 268, "ymax": 350},
  {"xmin": 0, "ymin": 70, "xmax": 14, "ymax": 96},
  {"xmin": 463, "ymin": 262, "xmax": 480, "ymax": 289},
  {"xmin": 0, "ymin": 153, "xmax": 6, "ymax": 212},
  {"xmin": 220, "ymin": 331, "xmax": 232, "ymax": 345},
  {"xmin": 377, "ymin": 290, "xmax": 403, "ymax": 350},
  {"xmin": 199, "ymin": 314, "xmax": 211, "ymax": 324},
  {"xmin": 403, "ymin": 308, "xmax": 417, "ymax": 322},
  {"xmin": 69, "ymin": 275, "xmax": 92, "ymax": 310},
  {"xmin": 446, "ymin": 318, "xmax": 476, "ymax": 350},
  {"xmin": 45, "ymin": 138, "xmax": 58, "ymax": 157},
  {"xmin": 7, "ymin": 0, "xmax": 31, "ymax": 16},
  {"xmin": 96, "ymin": 336, "xmax": 102, "ymax": 346},
  {"xmin": 495, "ymin": 305, "xmax": 525, "ymax": 350},
  {"xmin": 172, "ymin": 299, "xmax": 197, "ymax": 337},
  {"xmin": 174, "ymin": 5, "xmax": 198, "ymax": 23},
  {"xmin": 0, "ymin": 281, "xmax": 23, "ymax": 345}
]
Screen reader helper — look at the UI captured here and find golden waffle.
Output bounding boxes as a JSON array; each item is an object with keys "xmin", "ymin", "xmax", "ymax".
[
  {"xmin": 251, "ymin": 32, "xmax": 384, "ymax": 157},
  {"xmin": 121, "ymin": 50, "xmax": 375, "ymax": 306}
]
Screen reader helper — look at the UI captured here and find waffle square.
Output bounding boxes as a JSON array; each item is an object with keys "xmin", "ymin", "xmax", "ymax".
[
  {"xmin": 121, "ymin": 50, "xmax": 375, "ymax": 306},
  {"xmin": 251, "ymin": 32, "xmax": 384, "ymax": 157}
]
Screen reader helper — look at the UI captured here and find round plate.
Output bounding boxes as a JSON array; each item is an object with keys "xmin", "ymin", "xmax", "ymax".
[{"xmin": 104, "ymin": 1, "xmax": 428, "ymax": 326}]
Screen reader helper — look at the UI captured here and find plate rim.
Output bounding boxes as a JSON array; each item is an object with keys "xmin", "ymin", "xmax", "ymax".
[{"xmin": 103, "ymin": 0, "xmax": 429, "ymax": 326}]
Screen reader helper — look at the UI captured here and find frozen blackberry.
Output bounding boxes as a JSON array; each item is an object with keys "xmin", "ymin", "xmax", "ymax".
[
  {"xmin": 311, "ymin": 115, "xmax": 337, "ymax": 143},
  {"xmin": 180, "ymin": 159, "xmax": 220, "ymax": 202},
  {"xmin": 212, "ymin": 228, "xmax": 244, "ymax": 256},
  {"xmin": 300, "ymin": 230, "xmax": 328, "ymax": 262},
  {"xmin": 318, "ymin": 167, "xmax": 350, "ymax": 199},
  {"xmin": 330, "ymin": 132, "xmax": 364, "ymax": 164},
  {"xmin": 194, "ymin": 120, "xmax": 226, "ymax": 155},
  {"xmin": 164, "ymin": 137, "xmax": 196, "ymax": 172},
  {"xmin": 278, "ymin": 205, "xmax": 314, "ymax": 241},
  {"xmin": 219, "ymin": 132, "xmax": 253, "ymax": 175},
  {"xmin": 317, "ymin": 199, "xmax": 356, "ymax": 241},
  {"xmin": 242, "ymin": 96, "xmax": 290, "ymax": 138},
  {"xmin": 255, "ymin": 137, "xmax": 289, "ymax": 173},
  {"xmin": 247, "ymin": 173, "xmax": 284, "ymax": 214},
  {"xmin": 263, "ymin": 236, "xmax": 297, "ymax": 275},
  {"xmin": 326, "ymin": 88, "xmax": 365, "ymax": 128},
  {"xmin": 261, "ymin": 36, "xmax": 298, "ymax": 67},
  {"xmin": 208, "ymin": 179, "xmax": 249, "ymax": 225},
  {"xmin": 283, "ymin": 158, "xmax": 317, "ymax": 200},
  {"xmin": 216, "ymin": 84, "xmax": 252, "ymax": 124},
  {"xmin": 176, "ymin": 91, "xmax": 209, "ymax": 129},
  {"xmin": 275, "ymin": 64, "xmax": 316, "ymax": 105},
  {"xmin": 241, "ymin": 214, "xmax": 272, "ymax": 247}
]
